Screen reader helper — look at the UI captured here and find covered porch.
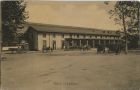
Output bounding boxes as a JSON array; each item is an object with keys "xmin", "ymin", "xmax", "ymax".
[{"xmin": 64, "ymin": 38, "xmax": 120, "ymax": 49}]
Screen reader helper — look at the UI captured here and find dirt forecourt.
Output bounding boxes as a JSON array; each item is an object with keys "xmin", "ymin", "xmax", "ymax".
[{"xmin": 1, "ymin": 51, "xmax": 140, "ymax": 90}]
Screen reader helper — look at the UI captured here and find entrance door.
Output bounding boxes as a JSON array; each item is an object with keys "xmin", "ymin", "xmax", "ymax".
[
  {"xmin": 52, "ymin": 40, "xmax": 56, "ymax": 50},
  {"xmin": 61, "ymin": 40, "xmax": 65, "ymax": 49},
  {"xmin": 43, "ymin": 40, "xmax": 47, "ymax": 47}
]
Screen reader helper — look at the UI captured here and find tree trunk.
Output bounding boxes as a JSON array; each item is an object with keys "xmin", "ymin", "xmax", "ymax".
[
  {"xmin": 138, "ymin": 7, "xmax": 140, "ymax": 48},
  {"xmin": 0, "ymin": 1, "xmax": 2, "ymax": 86},
  {"xmin": 122, "ymin": 12, "xmax": 128, "ymax": 54},
  {"xmin": 0, "ymin": 2, "xmax": 2, "ymax": 55}
]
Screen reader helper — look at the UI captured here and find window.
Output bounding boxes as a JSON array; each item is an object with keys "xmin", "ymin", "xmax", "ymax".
[
  {"xmin": 53, "ymin": 34, "xmax": 56, "ymax": 38},
  {"xmin": 90, "ymin": 35, "xmax": 92, "ymax": 38},
  {"xmin": 83, "ymin": 35, "xmax": 86, "ymax": 38},
  {"xmin": 77, "ymin": 35, "xmax": 79, "ymax": 38},
  {"xmin": 70, "ymin": 34, "xmax": 72, "ymax": 38},
  {"xmin": 43, "ymin": 40, "xmax": 47, "ymax": 47},
  {"xmin": 108, "ymin": 31, "xmax": 112, "ymax": 34},
  {"xmin": 43, "ymin": 33, "xmax": 46, "ymax": 38},
  {"xmin": 62, "ymin": 34, "xmax": 64, "ymax": 38},
  {"xmin": 61, "ymin": 40, "xmax": 65, "ymax": 49},
  {"xmin": 52, "ymin": 40, "xmax": 56, "ymax": 49},
  {"xmin": 95, "ymin": 35, "xmax": 97, "ymax": 38}
]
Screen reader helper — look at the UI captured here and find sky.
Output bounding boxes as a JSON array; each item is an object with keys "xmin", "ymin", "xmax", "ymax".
[{"xmin": 26, "ymin": 1, "xmax": 121, "ymax": 31}]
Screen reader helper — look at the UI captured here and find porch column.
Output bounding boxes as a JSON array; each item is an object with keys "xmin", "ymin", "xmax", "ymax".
[
  {"xmin": 109, "ymin": 40, "xmax": 110, "ymax": 45},
  {"xmin": 104, "ymin": 40, "xmax": 106, "ymax": 46},
  {"xmin": 65, "ymin": 41, "xmax": 68, "ymax": 49},
  {"xmin": 118, "ymin": 39, "xmax": 120, "ymax": 44},
  {"xmin": 72, "ymin": 40, "xmax": 74, "ymax": 46},
  {"xmin": 49, "ymin": 33, "xmax": 50, "ymax": 48},
  {"xmin": 80, "ymin": 40, "xmax": 82, "ymax": 47},
  {"xmin": 99, "ymin": 40, "xmax": 100, "ymax": 45},
  {"xmin": 92, "ymin": 40, "xmax": 95, "ymax": 48},
  {"xmin": 86, "ymin": 40, "xmax": 89, "ymax": 46},
  {"xmin": 114, "ymin": 40, "xmax": 116, "ymax": 44},
  {"xmin": 68, "ymin": 40, "xmax": 70, "ymax": 49}
]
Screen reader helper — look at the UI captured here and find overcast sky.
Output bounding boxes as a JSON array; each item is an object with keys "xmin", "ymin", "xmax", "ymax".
[{"xmin": 26, "ymin": 1, "xmax": 121, "ymax": 31}]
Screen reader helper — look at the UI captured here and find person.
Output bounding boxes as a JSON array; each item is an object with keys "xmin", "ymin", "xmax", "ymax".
[
  {"xmin": 17, "ymin": 45, "xmax": 21, "ymax": 53},
  {"xmin": 50, "ymin": 47, "xmax": 53, "ymax": 52},
  {"xmin": 115, "ymin": 44, "xmax": 120, "ymax": 55},
  {"xmin": 21, "ymin": 44, "xmax": 25, "ymax": 53},
  {"xmin": 102, "ymin": 45, "xmax": 105, "ymax": 53},
  {"xmin": 42, "ymin": 45, "xmax": 46, "ymax": 53},
  {"xmin": 105, "ymin": 46, "xmax": 109, "ymax": 53}
]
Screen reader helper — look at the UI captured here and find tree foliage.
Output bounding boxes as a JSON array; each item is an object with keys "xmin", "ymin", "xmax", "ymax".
[
  {"xmin": 109, "ymin": 1, "xmax": 140, "ymax": 51},
  {"xmin": 109, "ymin": 1, "xmax": 139, "ymax": 32},
  {"xmin": 1, "ymin": 1, "xmax": 28, "ymax": 43}
]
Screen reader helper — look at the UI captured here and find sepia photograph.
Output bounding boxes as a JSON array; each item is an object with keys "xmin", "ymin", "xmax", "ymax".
[{"xmin": 0, "ymin": 0, "xmax": 140, "ymax": 90}]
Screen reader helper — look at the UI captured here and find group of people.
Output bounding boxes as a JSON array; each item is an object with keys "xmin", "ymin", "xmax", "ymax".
[
  {"xmin": 97, "ymin": 44, "xmax": 124, "ymax": 54},
  {"xmin": 80, "ymin": 45, "xmax": 91, "ymax": 51},
  {"xmin": 42, "ymin": 44, "xmax": 124, "ymax": 55}
]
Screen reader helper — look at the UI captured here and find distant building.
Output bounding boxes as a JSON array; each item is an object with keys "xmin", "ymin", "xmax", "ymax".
[{"xmin": 25, "ymin": 23, "xmax": 121, "ymax": 51}]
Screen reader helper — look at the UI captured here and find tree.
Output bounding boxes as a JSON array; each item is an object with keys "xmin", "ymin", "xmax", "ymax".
[
  {"xmin": 109, "ymin": 1, "xmax": 140, "ymax": 54},
  {"xmin": 1, "ymin": 1, "xmax": 28, "ymax": 43}
]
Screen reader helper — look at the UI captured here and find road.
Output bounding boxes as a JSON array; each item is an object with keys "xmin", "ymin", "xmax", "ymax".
[{"xmin": 1, "ymin": 51, "xmax": 140, "ymax": 90}]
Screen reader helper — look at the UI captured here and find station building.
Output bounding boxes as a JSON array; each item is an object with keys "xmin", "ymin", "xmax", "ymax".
[{"xmin": 25, "ymin": 23, "xmax": 121, "ymax": 51}]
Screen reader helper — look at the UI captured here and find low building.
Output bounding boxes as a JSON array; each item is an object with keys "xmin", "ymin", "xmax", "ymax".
[{"xmin": 25, "ymin": 23, "xmax": 121, "ymax": 51}]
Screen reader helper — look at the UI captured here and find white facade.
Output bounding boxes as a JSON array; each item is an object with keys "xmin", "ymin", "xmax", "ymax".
[
  {"xmin": 35, "ymin": 32, "xmax": 120, "ymax": 51},
  {"xmin": 26, "ymin": 24, "xmax": 121, "ymax": 51},
  {"xmin": 37, "ymin": 33, "xmax": 67, "ymax": 50}
]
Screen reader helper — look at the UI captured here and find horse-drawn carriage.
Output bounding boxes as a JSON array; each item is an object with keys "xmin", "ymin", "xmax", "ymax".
[
  {"xmin": 65, "ymin": 45, "xmax": 91, "ymax": 51},
  {"xmin": 97, "ymin": 45, "xmax": 105, "ymax": 54},
  {"xmin": 97, "ymin": 44, "xmax": 125, "ymax": 54},
  {"xmin": 8, "ymin": 43, "xmax": 28, "ymax": 53},
  {"xmin": 42, "ymin": 46, "xmax": 53, "ymax": 53},
  {"xmin": 81, "ymin": 45, "xmax": 91, "ymax": 51},
  {"xmin": 2, "ymin": 42, "xmax": 29, "ymax": 54}
]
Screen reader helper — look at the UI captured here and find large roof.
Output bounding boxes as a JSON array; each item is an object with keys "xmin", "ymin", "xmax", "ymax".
[{"xmin": 27, "ymin": 23, "xmax": 119, "ymax": 36}]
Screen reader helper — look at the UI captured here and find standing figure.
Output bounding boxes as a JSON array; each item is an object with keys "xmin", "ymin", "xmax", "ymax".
[{"xmin": 42, "ymin": 45, "xmax": 46, "ymax": 53}]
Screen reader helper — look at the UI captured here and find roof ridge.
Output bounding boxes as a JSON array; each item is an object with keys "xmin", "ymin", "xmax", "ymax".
[{"xmin": 27, "ymin": 22, "xmax": 116, "ymax": 31}]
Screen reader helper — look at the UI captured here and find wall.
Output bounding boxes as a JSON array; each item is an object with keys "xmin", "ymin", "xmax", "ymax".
[
  {"xmin": 33, "ymin": 31, "xmax": 38, "ymax": 50},
  {"xmin": 37, "ymin": 32, "xmax": 120, "ymax": 51},
  {"xmin": 37, "ymin": 33, "xmax": 65, "ymax": 50}
]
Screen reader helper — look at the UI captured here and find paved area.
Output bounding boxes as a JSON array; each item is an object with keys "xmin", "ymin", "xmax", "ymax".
[{"xmin": 1, "ymin": 51, "xmax": 140, "ymax": 90}]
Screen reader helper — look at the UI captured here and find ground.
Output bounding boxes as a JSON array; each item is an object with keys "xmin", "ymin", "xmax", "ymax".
[{"xmin": 1, "ymin": 50, "xmax": 140, "ymax": 90}]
